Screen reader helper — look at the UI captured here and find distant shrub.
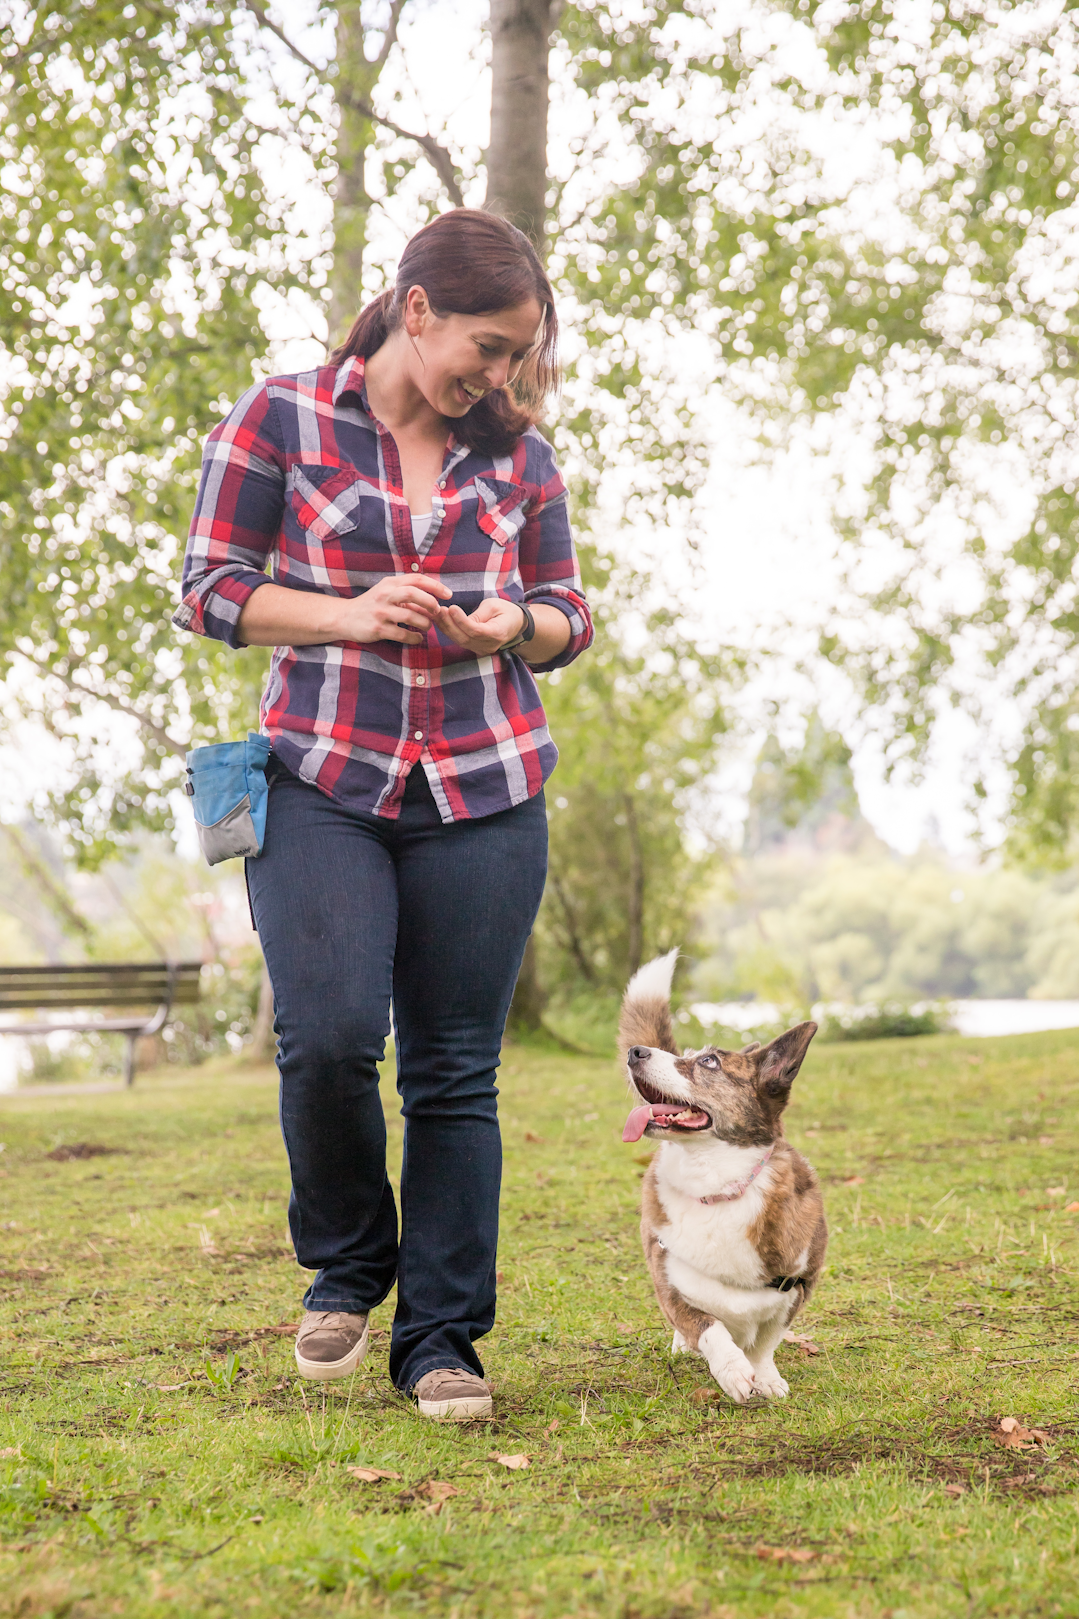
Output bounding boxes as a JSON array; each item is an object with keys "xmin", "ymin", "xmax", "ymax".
[{"xmin": 815, "ymin": 1001, "xmax": 954, "ymax": 1042}]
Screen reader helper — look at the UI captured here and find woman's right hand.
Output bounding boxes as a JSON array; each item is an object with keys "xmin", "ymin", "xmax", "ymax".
[
  {"xmin": 337, "ymin": 574, "xmax": 454, "ymax": 646},
  {"xmin": 237, "ymin": 575, "xmax": 454, "ymax": 648}
]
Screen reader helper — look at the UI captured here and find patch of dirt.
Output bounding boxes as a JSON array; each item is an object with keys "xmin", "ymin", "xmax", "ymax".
[
  {"xmin": 44, "ymin": 1144, "xmax": 124, "ymax": 1162},
  {"xmin": 696, "ymin": 1416, "xmax": 1075, "ymax": 1497}
]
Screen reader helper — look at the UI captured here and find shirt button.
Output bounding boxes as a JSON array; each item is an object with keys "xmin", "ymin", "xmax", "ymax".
[
  {"xmin": 410, "ymin": 562, "xmax": 420, "ymax": 571},
  {"xmin": 438, "ymin": 479, "xmax": 446, "ymax": 488},
  {"xmin": 415, "ymin": 674, "xmax": 426, "ymax": 686},
  {"xmin": 414, "ymin": 730, "xmax": 423, "ymax": 741}
]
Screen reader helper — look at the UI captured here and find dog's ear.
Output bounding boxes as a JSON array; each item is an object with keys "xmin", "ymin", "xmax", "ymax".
[
  {"xmin": 756, "ymin": 1022, "xmax": 817, "ymax": 1100},
  {"xmin": 740, "ymin": 1040, "xmax": 761, "ymax": 1054}
]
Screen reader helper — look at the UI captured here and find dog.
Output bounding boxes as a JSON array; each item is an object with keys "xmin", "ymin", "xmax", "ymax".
[{"xmin": 619, "ymin": 949, "xmax": 827, "ymax": 1403}]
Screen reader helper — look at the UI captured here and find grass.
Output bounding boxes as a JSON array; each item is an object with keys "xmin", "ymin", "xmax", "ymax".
[{"xmin": 0, "ymin": 1028, "xmax": 1074, "ymax": 1618}]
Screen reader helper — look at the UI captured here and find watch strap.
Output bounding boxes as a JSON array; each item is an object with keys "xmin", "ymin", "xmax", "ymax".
[{"xmin": 501, "ymin": 602, "xmax": 536, "ymax": 653}]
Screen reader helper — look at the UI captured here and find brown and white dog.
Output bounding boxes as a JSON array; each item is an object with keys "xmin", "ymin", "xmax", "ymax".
[{"xmin": 620, "ymin": 950, "xmax": 827, "ymax": 1403}]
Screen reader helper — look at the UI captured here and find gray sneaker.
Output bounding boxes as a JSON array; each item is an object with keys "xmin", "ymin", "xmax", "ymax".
[
  {"xmin": 412, "ymin": 1367, "xmax": 493, "ymax": 1420},
  {"xmin": 294, "ymin": 1310, "xmax": 369, "ymax": 1381}
]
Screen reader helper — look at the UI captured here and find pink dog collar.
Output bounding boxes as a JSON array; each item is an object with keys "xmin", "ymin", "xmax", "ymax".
[{"xmin": 698, "ymin": 1144, "xmax": 775, "ymax": 1205}]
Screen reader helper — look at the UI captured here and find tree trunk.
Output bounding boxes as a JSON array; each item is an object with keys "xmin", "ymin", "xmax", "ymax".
[
  {"xmin": 506, "ymin": 932, "xmax": 547, "ymax": 1035},
  {"xmin": 485, "ymin": 0, "xmax": 561, "ymax": 246},
  {"xmin": 250, "ymin": 958, "xmax": 277, "ymax": 1064},
  {"xmin": 329, "ymin": 6, "xmax": 378, "ymax": 346},
  {"xmin": 623, "ymin": 791, "xmax": 645, "ymax": 976}
]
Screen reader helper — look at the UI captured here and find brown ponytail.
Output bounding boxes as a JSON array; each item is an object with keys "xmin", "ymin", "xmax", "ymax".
[{"xmin": 328, "ymin": 210, "xmax": 558, "ymax": 458}]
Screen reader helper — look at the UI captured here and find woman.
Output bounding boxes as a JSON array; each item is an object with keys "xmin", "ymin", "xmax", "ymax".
[{"xmin": 174, "ymin": 210, "xmax": 592, "ymax": 1420}]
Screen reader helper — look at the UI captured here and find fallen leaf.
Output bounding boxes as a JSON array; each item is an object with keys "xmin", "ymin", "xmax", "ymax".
[
  {"xmin": 545, "ymin": 1418, "xmax": 560, "ymax": 1432},
  {"xmin": 0, "ymin": 1447, "xmax": 20, "ymax": 1459},
  {"xmin": 943, "ymin": 1484, "xmax": 966, "ymax": 1497},
  {"xmin": 1065, "ymin": 1201, "xmax": 1079, "ymax": 1214},
  {"xmin": 415, "ymin": 1480, "xmax": 457, "ymax": 1502},
  {"xmin": 154, "ymin": 1382, "xmax": 189, "ymax": 1392},
  {"xmin": 524, "ymin": 1132, "xmax": 544, "ymax": 1144},
  {"xmin": 346, "ymin": 1466, "xmax": 403, "ymax": 1483},
  {"xmin": 1045, "ymin": 1187, "xmax": 1065, "ymax": 1197},
  {"xmin": 1029, "ymin": 1428, "xmax": 1052, "ymax": 1445},
  {"xmin": 690, "ymin": 1386, "xmax": 720, "ymax": 1404},
  {"xmin": 755, "ymin": 1544, "xmax": 817, "ymax": 1564},
  {"xmin": 614, "ymin": 1322, "xmax": 635, "ymax": 1334},
  {"xmin": 491, "ymin": 1452, "xmax": 530, "ymax": 1470},
  {"xmin": 782, "ymin": 1331, "xmax": 821, "ymax": 1355},
  {"xmin": 843, "ymin": 1176, "xmax": 865, "ymax": 1186},
  {"xmin": 996, "ymin": 1418, "xmax": 1042, "ymax": 1449},
  {"xmin": 496, "ymin": 1271, "xmax": 505, "ymax": 1282},
  {"xmin": 1038, "ymin": 1135, "xmax": 1054, "ymax": 1146}
]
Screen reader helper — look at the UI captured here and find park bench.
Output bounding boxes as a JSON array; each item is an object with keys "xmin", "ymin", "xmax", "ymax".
[{"xmin": 0, "ymin": 962, "xmax": 204, "ymax": 1088}]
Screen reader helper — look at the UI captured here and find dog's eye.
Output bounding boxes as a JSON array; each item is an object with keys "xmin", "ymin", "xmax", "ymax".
[{"xmin": 698, "ymin": 1053, "xmax": 720, "ymax": 1069}]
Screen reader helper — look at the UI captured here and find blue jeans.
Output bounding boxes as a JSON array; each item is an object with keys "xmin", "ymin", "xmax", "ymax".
[{"xmin": 246, "ymin": 761, "xmax": 547, "ymax": 1393}]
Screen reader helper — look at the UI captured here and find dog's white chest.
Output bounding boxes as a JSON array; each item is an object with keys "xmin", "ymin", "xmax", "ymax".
[{"xmin": 655, "ymin": 1185, "xmax": 766, "ymax": 1290}]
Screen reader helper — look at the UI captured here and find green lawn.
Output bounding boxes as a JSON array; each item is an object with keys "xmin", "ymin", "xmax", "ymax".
[{"xmin": 0, "ymin": 1029, "xmax": 1075, "ymax": 1618}]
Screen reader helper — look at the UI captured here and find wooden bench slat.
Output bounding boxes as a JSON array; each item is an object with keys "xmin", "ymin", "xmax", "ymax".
[{"xmin": 0, "ymin": 964, "xmax": 203, "ymax": 1012}]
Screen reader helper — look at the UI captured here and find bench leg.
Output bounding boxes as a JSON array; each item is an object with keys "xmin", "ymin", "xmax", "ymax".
[{"xmin": 124, "ymin": 1032, "xmax": 138, "ymax": 1089}]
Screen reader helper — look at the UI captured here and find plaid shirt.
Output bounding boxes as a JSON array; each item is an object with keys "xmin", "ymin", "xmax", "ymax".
[{"xmin": 174, "ymin": 357, "xmax": 592, "ymax": 821}]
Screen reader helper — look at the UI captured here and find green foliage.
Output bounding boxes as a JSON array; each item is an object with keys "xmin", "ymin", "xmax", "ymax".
[
  {"xmin": 556, "ymin": 0, "xmax": 1077, "ymax": 858},
  {"xmin": 535, "ymin": 544, "xmax": 745, "ymax": 994},
  {"xmin": 745, "ymin": 716, "xmax": 866, "ymax": 855},
  {"xmin": 816, "ymin": 1001, "xmax": 953, "ymax": 1042},
  {"xmin": 695, "ymin": 846, "xmax": 1078, "ymax": 1005},
  {"xmin": 0, "ymin": 1, "xmax": 322, "ymax": 860}
]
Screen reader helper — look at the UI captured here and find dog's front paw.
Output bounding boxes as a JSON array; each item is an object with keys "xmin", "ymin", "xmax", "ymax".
[
  {"xmin": 752, "ymin": 1365, "xmax": 789, "ymax": 1399},
  {"xmin": 710, "ymin": 1355, "xmax": 759, "ymax": 1405}
]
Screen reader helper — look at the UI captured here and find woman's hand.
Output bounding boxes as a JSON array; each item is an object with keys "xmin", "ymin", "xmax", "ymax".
[
  {"xmin": 238, "ymin": 575, "xmax": 452, "ymax": 648},
  {"xmin": 434, "ymin": 597, "xmax": 528, "ymax": 657},
  {"xmin": 433, "ymin": 598, "xmax": 572, "ymax": 664}
]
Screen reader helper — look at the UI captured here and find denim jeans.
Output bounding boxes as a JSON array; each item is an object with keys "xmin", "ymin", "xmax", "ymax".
[{"xmin": 246, "ymin": 760, "xmax": 547, "ymax": 1392}]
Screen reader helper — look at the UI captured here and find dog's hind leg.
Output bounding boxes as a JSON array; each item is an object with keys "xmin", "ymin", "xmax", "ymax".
[{"xmin": 671, "ymin": 1329, "xmax": 690, "ymax": 1354}]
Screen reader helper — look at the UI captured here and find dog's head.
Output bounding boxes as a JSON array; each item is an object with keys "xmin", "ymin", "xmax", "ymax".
[{"xmin": 623, "ymin": 1024, "xmax": 817, "ymax": 1148}]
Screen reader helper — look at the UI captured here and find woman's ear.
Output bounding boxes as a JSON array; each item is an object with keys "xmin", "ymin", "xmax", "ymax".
[{"xmin": 403, "ymin": 285, "xmax": 431, "ymax": 337}]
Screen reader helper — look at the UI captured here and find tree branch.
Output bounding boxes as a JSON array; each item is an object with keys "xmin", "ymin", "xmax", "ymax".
[
  {"xmin": 31, "ymin": 661, "xmax": 188, "ymax": 760},
  {"xmin": 374, "ymin": 0, "xmax": 408, "ymax": 70},
  {"xmin": 240, "ymin": 0, "xmax": 464, "ymax": 206}
]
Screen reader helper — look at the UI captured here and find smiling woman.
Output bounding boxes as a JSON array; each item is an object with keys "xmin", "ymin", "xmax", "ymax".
[{"xmin": 173, "ymin": 208, "xmax": 594, "ymax": 1424}]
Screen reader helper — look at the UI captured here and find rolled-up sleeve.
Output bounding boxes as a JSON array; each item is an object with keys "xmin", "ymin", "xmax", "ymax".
[
  {"xmin": 518, "ymin": 435, "xmax": 594, "ymax": 673},
  {"xmin": 172, "ymin": 381, "xmax": 285, "ymax": 648}
]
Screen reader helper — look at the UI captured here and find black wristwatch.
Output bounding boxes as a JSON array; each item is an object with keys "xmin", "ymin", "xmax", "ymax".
[{"xmin": 501, "ymin": 602, "xmax": 536, "ymax": 653}]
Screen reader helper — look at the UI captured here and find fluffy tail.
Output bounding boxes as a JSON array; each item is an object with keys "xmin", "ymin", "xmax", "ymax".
[{"xmin": 618, "ymin": 948, "xmax": 679, "ymax": 1059}]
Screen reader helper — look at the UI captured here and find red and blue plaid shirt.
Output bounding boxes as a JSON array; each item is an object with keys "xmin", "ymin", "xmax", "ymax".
[{"xmin": 174, "ymin": 357, "xmax": 593, "ymax": 821}]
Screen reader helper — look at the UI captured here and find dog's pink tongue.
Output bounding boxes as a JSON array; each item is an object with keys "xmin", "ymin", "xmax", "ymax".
[{"xmin": 622, "ymin": 1106, "xmax": 654, "ymax": 1143}]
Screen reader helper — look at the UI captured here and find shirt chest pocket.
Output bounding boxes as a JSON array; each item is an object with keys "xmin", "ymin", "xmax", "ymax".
[
  {"xmin": 288, "ymin": 465, "xmax": 370, "ymax": 543},
  {"xmin": 474, "ymin": 477, "xmax": 530, "ymax": 548}
]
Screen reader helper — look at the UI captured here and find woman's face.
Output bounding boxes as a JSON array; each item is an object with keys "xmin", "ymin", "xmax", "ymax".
[{"xmin": 403, "ymin": 288, "xmax": 546, "ymax": 418}]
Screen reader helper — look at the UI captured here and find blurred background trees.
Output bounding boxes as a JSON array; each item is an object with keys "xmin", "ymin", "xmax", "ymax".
[{"xmin": 0, "ymin": 0, "xmax": 1075, "ymax": 1069}]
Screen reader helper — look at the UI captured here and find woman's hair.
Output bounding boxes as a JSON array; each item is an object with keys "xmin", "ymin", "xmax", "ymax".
[{"xmin": 329, "ymin": 209, "xmax": 558, "ymax": 456}]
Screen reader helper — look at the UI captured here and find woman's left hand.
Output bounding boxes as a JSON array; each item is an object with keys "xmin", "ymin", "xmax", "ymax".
[{"xmin": 433, "ymin": 597, "xmax": 527, "ymax": 656}]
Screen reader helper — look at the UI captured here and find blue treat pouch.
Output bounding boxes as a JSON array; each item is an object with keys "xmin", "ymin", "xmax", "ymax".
[{"xmin": 185, "ymin": 732, "xmax": 272, "ymax": 866}]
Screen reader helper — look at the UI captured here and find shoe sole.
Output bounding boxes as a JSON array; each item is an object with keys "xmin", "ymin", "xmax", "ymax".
[
  {"xmin": 416, "ymin": 1394, "xmax": 493, "ymax": 1421},
  {"xmin": 294, "ymin": 1322, "xmax": 370, "ymax": 1382}
]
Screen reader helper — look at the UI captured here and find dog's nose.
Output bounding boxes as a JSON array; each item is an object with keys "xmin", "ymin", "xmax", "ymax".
[{"xmin": 627, "ymin": 1046, "xmax": 651, "ymax": 1063}]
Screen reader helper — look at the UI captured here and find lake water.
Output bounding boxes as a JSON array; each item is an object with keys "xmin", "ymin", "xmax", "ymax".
[{"xmin": 690, "ymin": 999, "xmax": 1080, "ymax": 1039}]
